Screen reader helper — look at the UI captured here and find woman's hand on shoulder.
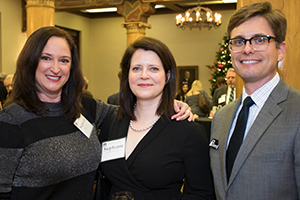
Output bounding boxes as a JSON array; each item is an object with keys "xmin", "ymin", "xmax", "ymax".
[{"xmin": 172, "ymin": 100, "xmax": 194, "ymax": 122}]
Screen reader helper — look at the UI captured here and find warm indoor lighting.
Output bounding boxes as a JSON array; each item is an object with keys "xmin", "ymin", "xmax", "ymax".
[
  {"xmin": 83, "ymin": 8, "xmax": 117, "ymax": 13},
  {"xmin": 222, "ymin": 0, "xmax": 237, "ymax": 3},
  {"xmin": 82, "ymin": 5, "xmax": 165, "ymax": 13},
  {"xmin": 175, "ymin": 6, "xmax": 222, "ymax": 30}
]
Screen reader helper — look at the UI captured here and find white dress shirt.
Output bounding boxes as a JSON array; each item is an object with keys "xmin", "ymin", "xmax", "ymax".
[{"xmin": 226, "ymin": 73, "xmax": 280, "ymax": 148}]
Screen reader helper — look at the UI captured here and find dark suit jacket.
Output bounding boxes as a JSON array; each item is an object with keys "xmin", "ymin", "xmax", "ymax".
[
  {"xmin": 0, "ymin": 81, "xmax": 7, "ymax": 103},
  {"xmin": 101, "ymin": 115, "xmax": 215, "ymax": 200},
  {"xmin": 212, "ymin": 85, "xmax": 228, "ymax": 107},
  {"xmin": 210, "ymin": 78, "xmax": 300, "ymax": 200},
  {"xmin": 107, "ymin": 92, "xmax": 119, "ymax": 105}
]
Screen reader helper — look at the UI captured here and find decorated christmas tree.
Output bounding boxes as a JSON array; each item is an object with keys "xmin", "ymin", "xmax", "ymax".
[{"xmin": 207, "ymin": 34, "xmax": 233, "ymax": 94}]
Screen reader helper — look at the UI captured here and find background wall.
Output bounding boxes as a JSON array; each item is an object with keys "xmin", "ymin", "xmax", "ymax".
[
  {"xmin": 0, "ymin": 0, "xmax": 27, "ymax": 74},
  {"xmin": 56, "ymin": 9, "xmax": 235, "ymax": 102},
  {"xmin": 54, "ymin": 12, "xmax": 93, "ymax": 91},
  {"xmin": 80, "ymin": 9, "xmax": 235, "ymax": 102},
  {"xmin": 147, "ymin": 10, "xmax": 234, "ymax": 99},
  {"xmin": 0, "ymin": 0, "xmax": 235, "ymax": 102},
  {"xmin": 88, "ymin": 17, "xmax": 127, "ymax": 101}
]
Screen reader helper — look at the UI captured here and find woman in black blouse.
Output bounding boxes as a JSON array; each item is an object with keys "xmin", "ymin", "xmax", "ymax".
[{"xmin": 100, "ymin": 37, "xmax": 215, "ymax": 200}]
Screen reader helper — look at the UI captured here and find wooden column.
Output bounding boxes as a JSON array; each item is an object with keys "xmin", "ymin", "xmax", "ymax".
[
  {"xmin": 235, "ymin": 0, "xmax": 300, "ymax": 97},
  {"xmin": 26, "ymin": 0, "xmax": 55, "ymax": 37},
  {"xmin": 117, "ymin": 0, "xmax": 155, "ymax": 47}
]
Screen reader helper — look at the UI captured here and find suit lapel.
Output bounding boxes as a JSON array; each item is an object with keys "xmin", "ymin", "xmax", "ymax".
[
  {"xmin": 228, "ymin": 78, "xmax": 288, "ymax": 187},
  {"xmin": 126, "ymin": 115, "xmax": 169, "ymax": 168}
]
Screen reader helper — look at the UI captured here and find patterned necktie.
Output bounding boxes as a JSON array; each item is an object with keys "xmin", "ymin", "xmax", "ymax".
[
  {"xmin": 226, "ymin": 96, "xmax": 254, "ymax": 182},
  {"xmin": 229, "ymin": 88, "xmax": 235, "ymax": 103}
]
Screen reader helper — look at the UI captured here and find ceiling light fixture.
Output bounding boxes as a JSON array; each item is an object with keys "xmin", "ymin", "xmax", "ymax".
[
  {"xmin": 222, "ymin": 0, "xmax": 237, "ymax": 3},
  {"xmin": 83, "ymin": 7, "xmax": 117, "ymax": 13},
  {"xmin": 175, "ymin": 4, "xmax": 222, "ymax": 30},
  {"xmin": 83, "ymin": 5, "xmax": 165, "ymax": 13}
]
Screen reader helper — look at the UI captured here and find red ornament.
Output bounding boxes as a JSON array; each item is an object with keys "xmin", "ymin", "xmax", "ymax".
[{"xmin": 218, "ymin": 64, "xmax": 224, "ymax": 68}]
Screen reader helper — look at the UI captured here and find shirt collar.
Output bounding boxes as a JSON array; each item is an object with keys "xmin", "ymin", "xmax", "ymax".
[{"xmin": 242, "ymin": 73, "xmax": 280, "ymax": 108}]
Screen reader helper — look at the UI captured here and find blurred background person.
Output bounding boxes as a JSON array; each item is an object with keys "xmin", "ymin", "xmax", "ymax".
[
  {"xmin": 209, "ymin": 76, "xmax": 226, "ymax": 117},
  {"xmin": 211, "ymin": 76, "xmax": 226, "ymax": 97},
  {"xmin": 3, "ymin": 74, "xmax": 14, "ymax": 98},
  {"xmin": 83, "ymin": 76, "xmax": 89, "ymax": 90},
  {"xmin": 0, "ymin": 72, "xmax": 8, "ymax": 105},
  {"xmin": 180, "ymin": 70, "xmax": 192, "ymax": 89},
  {"xmin": 100, "ymin": 37, "xmax": 215, "ymax": 199},
  {"xmin": 212, "ymin": 68, "xmax": 236, "ymax": 108},
  {"xmin": 82, "ymin": 76, "xmax": 94, "ymax": 98},
  {"xmin": 82, "ymin": 90, "xmax": 94, "ymax": 98},
  {"xmin": 175, "ymin": 83, "xmax": 189, "ymax": 102},
  {"xmin": 107, "ymin": 70, "xmax": 122, "ymax": 105},
  {"xmin": 186, "ymin": 80, "xmax": 212, "ymax": 119}
]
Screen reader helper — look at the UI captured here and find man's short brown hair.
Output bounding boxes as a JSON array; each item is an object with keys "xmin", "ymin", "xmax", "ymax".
[{"xmin": 227, "ymin": 2, "xmax": 286, "ymax": 46}]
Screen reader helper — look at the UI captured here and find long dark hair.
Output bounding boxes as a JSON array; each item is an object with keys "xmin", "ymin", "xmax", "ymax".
[
  {"xmin": 119, "ymin": 37, "xmax": 177, "ymax": 120},
  {"xmin": 5, "ymin": 26, "xmax": 84, "ymax": 122}
]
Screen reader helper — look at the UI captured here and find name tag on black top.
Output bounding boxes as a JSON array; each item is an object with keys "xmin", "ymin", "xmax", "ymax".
[{"xmin": 101, "ymin": 137, "xmax": 126, "ymax": 162}]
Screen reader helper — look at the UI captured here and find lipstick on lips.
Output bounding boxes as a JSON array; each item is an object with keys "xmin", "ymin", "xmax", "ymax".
[
  {"xmin": 138, "ymin": 83, "xmax": 153, "ymax": 88},
  {"xmin": 46, "ymin": 75, "xmax": 61, "ymax": 82}
]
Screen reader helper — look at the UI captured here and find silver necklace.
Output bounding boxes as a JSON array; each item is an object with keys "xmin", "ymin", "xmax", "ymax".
[{"xmin": 130, "ymin": 117, "xmax": 160, "ymax": 132}]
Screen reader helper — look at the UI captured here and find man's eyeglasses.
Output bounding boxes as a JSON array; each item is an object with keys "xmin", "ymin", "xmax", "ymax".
[{"xmin": 227, "ymin": 35, "xmax": 278, "ymax": 53}]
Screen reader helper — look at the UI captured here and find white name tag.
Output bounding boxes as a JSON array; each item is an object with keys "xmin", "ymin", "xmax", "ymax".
[
  {"xmin": 74, "ymin": 114, "xmax": 93, "ymax": 138},
  {"xmin": 218, "ymin": 94, "xmax": 226, "ymax": 104},
  {"xmin": 101, "ymin": 137, "xmax": 126, "ymax": 162}
]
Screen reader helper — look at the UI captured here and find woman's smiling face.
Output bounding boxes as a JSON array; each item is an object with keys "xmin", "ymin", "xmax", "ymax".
[{"xmin": 35, "ymin": 36, "xmax": 71, "ymax": 102}]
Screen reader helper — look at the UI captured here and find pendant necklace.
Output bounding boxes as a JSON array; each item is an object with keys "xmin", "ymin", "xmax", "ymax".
[{"xmin": 130, "ymin": 117, "xmax": 160, "ymax": 132}]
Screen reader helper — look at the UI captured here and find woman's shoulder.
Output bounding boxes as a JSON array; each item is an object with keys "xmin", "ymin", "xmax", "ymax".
[
  {"xmin": 169, "ymin": 119, "xmax": 206, "ymax": 136},
  {"xmin": 1, "ymin": 102, "xmax": 33, "ymax": 125},
  {"xmin": 81, "ymin": 96, "xmax": 116, "ymax": 122},
  {"xmin": 187, "ymin": 91, "xmax": 197, "ymax": 96},
  {"xmin": 4, "ymin": 102, "xmax": 29, "ymax": 114},
  {"xmin": 167, "ymin": 120, "xmax": 208, "ymax": 147}
]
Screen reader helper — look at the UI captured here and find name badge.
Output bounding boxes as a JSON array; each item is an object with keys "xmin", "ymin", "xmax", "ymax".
[
  {"xmin": 101, "ymin": 137, "xmax": 126, "ymax": 162},
  {"xmin": 209, "ymin": 138, "xmax": 219, "ymax": 149},
  {"xmin": 218, "ymin": 94, "xmax": 226, "ymax": 104},
  {"xmin": 74, "ymin": 114, "xmax": 93, "ymax": 138}
]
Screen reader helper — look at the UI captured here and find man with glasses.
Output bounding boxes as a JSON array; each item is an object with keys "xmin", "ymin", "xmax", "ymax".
[{"xmin": 210, "ymin": 2, "xmax": 300, "ymax": 199}]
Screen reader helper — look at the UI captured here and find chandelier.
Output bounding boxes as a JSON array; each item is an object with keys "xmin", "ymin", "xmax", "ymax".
[{"xmin": 175, "ymin": 6, "xmax": 222, "ymax": 30}]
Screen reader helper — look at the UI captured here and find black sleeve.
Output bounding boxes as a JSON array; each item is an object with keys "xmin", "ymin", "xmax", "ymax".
[
  {"xmin": 81, "ymin": 96, "xmax": 97, "ymax": 123},
  {"xmin": 98, "ymin": 107, "xmax": 118, "ymax": 143}
]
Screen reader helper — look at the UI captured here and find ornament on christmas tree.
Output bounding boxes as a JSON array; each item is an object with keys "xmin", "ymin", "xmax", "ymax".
[{"xmin": 218, "ymin": 64, "xmax": 224, "ymax": 68}]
